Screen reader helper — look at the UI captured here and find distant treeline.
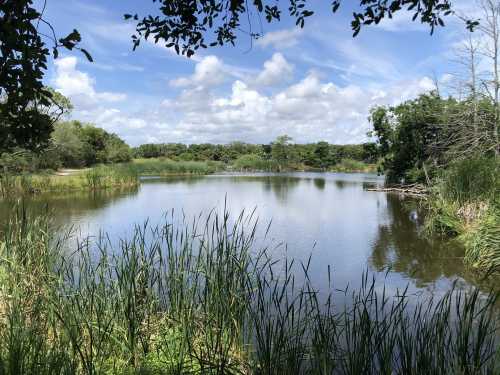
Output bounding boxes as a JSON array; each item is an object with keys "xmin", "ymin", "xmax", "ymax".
[
  {"xmin": 133, "ymin": 138, "xmax": 378, "ymax": 170},
  {"xmin": 1, "ymin": 119, "xmax": 377, "ymax": 174}
]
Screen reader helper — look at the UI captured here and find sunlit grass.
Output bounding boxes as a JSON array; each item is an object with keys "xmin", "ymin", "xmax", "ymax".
[{"xmin": 0, "ymin": 165, "xmax": 139, "ymax": 197}]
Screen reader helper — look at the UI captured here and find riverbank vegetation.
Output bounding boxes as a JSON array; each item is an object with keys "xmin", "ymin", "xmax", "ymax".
[
  {"xmin": 0, "ymin": 165, "xmax": 139, "ymax": 197},
  {"xmin": 0, "ymin": 206, "xmax": 499, "ymax": 375},
  {"xmin": 133, "ymin": 137, "xmax": 378, "ymax": 173},
  {"xmin": 370, "ymin": 92, "xmax": 499, "ymax": 273}
]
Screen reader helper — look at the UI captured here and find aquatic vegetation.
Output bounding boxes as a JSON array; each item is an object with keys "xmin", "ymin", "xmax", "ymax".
[
  {"xmin": 330, "ymin": 158, "xmax": 376, "ymax": 173},
  {"xmin": 425, "ymin": 156, "xmax": 500, "ymax": 274},
  {"xmin": 129, "ymin": 158, "xmax": 223, "ymax": 176},
  {"xmin": 0, "ymin": 206, "xmax": 499, "ymax": 374},
  {"xmin": 0, "ymin": 166, "xmax": 139, "ymax": 197}
]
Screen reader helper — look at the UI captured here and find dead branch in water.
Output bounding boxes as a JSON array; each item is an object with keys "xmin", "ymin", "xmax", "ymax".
[{"xmin": 366, "ymin": 183, "xmax": 428, "ymax": 197}]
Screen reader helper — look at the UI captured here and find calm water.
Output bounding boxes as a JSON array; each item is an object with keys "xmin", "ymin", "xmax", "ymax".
[{"xmin": 0, "ymin": 172, "xmax": 491, "ymax": 298}]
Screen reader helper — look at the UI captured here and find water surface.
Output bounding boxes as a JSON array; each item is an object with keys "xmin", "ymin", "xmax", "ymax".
[{"xmin": 0, "ymin": 172, "xmax": 490, "ymax": 298}]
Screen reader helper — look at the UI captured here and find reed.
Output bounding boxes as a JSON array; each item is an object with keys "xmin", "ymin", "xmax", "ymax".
[
  {"xmin": 330, "ymin": 159, "xmax": 376, "ymax": 173},
  {"xmin": 0, "ymin": 205, "xmax": 499, "ymax": 374},
  {"xmin": 425, "ymin": 157, "xmax": 500, "ymax": 273},
  {"xmin": 0, "ymin": 166, "xmax": 139, "ymax": 198},
  {"xmin": 129, "ymin": 158, "xmax": 223, "ymax": 176}
]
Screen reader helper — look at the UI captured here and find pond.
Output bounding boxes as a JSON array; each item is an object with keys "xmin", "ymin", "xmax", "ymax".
[{"xmin": 0, "ymin": 172, "xmax": 492, "ymax": 299}]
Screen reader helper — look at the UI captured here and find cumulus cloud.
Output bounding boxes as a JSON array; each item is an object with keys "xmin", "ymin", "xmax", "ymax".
[
  {"xmin": 156, "ymin": 71, "xmax": 436, "ymax": 145},
  {"xmin": 256, "ymin": 53, "xmax": 294, "ymax": 86},
  {"xmin": 170, "ymin": 55, "xmax": 226, "ymax": 87},
  {"xmin": 60, "ymin": 54, "xmax": 436, "ymax": 146},
  {"xmin": 53, "ymin": 56, "xmax": 126, "ymax": 108},
  {"xmin": 256, "ymin": 28, "xmax": 303, "ymax": 49}
]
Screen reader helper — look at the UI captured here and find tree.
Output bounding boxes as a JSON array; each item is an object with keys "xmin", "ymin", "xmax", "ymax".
[
  {"xmin": 479, "ymin": 0, "xmax": 500, "ymax": 155},
  {"xmin": 0, "ymin": 0, "xmax": 90, "ymax": 152},
  {"xmin": 51, "ymin": 121, "xmax": 86, "ymax": 167},
  {"xmin": 370, "ymin": 93, "xmax": 452, "ymax": 183},
  {"xmin": 271, "ymin": 135, "xmax": 294, "ymax": 171},
  {"xmin": 314, "ymin": 141, "xmax": 331, "ymax": 169},
  {"xmin": 126, "ymin": 1, "xmax": 477, "ymax": 57}
]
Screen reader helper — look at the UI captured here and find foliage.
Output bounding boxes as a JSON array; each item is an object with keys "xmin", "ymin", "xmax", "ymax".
[
  {"xmin": 133, "ymin": 140, "xmax": 378, "ymax": 172},
  {"xmin": 233, "ymin": 154, "xmax": 273, "ymax": 171},
  {"xmin": 0, "ymin": 1, "xmax": 89, "ymax": 151},
  {"xmin": 0, "ymin": 207, "xmax": 499, "ymax": 374},
  {"xmin": 425, "ymin": 157, "xmax": 500, "ymax": 273},
  {"xmin": 370, "ymin": 92, "xmax": 452, "ymax": 183},
  {"xmin": 271, "ymin": 134, "xmax": 296, "ymax": 171},
  {"xmin": 126, "ymin": 0, "xmax": 462, "ymax": 58}
]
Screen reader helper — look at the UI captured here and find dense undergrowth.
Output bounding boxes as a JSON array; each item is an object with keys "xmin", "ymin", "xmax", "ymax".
[
  {"xmin": 0, "ymin": 206, "xmax": 499, "ymax": 374},
  {"xmin": 425, "ymin": 156, "xmax": 500, "ymax": 273}
]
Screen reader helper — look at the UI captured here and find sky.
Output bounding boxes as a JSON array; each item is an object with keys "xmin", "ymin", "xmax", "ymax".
[{"xmin": 40, "ymin": 0, "xmax": 480, "ymax": 146}]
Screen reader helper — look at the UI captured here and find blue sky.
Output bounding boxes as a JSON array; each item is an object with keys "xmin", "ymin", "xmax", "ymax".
[{"xmin": 40, "ymin": 0, "xmax": 478, "ymax": 146}]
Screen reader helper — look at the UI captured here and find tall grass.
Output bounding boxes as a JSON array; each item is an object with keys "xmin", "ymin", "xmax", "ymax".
[
  {"xmin": 330, "ymin": 159, "xmax": 376, "ymax": 173},
  {"xmin": 130, "ymin": 158, "xmax": 223, "ymax": 176},
  {"xmin": 0, "ymin": 206, "xmax": 499, "ymax": 374},
  {"xmin": 440, "ymin": 157, "xmax": 499, "ymax": 204},
  {"xmin": 0, "ymin": 166, "xmax": 139, "ymax": 198},
  {"xmin": 425, "ymin": 156, "xmax": 500, "ymax": 273}
]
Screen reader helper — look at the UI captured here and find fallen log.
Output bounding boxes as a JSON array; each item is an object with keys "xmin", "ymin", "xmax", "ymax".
[{"xmin": 366, "ymin": 183, "xmax": 428, "ymax": 196}]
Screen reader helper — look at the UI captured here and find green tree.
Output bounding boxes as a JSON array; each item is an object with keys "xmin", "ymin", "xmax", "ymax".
[
  {"xmin": 0, "ymin": 1, "xmax": 90, "ymax": 152},
  {"xmin": 314, "ymin": 141, "xmax": 331, "ymax": 169},
  {"xmin": 105, "ymin": 136, "xmax": 132, "ymax": 163},
  {"xmin": 271, "ymin": 135, "xmax": 294, "ymax": 171},
  {"xmin": 370, "ymin": 93, "xmax": 456, "ymax": 183},
  {"xmin": 51, "ymin": 121, "xmax": 86, "ymax": 167}
]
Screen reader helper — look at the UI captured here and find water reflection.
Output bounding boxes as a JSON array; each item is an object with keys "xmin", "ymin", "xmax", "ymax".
[
  {"xmin": 369, "ymin": 194, "xmax": 465, "ymax": 287},
  {"xmin": 0, "ymin": 187, "xmax": 138, "ymax": 229},
  {"xmin": 262, "ymin": 176, "xmax": 300, "ymax": 203},
  {"xmin": 313, "ymin": 178, "xmax": 325, "ymax": 190},
  {"xmin": 0, "ymin": 172, "xmax": 495, "ymax": 296}
]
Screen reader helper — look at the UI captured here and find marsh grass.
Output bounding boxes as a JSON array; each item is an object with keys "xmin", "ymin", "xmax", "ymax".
[
  {"xmin": 130, "ymin": 158, "xmax": 223, "ymax": 176},
  {"xmin": 330, "ymin": 159, "xmax": 376, "ymax": 173},
  {"xmin": 0, "ymin": 166, "xmax": 139, "ymax": 198},
  {"xmin": 425, "ymin": 157, "xmax": 500, "ymax": 273},
  {"xmin": 0, "ymin": 205, "xmax": 499, "ymax": 374}
]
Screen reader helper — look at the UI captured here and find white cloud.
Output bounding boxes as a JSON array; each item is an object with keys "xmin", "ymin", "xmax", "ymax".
[
  {"xmin": 256, "ymin": 28, "xmax": 303, "ymax": 49},
  {"xmin": 170, "ymin": 55, "xmax": 226, "ymax": 87},
  {"xmin": 157, "ymin": 70, "xmax": 436, "ymax": 145},
  {"xmin": 60, "ymin": 54, "xmax": 436, "ymax": 146},
  {"xmin": 256, "ymin": 53, "xmax": 294, "ymax": 86},
  {"xmin": 53, "ymin": 56, "xmax": 127, "ymax": 108}
]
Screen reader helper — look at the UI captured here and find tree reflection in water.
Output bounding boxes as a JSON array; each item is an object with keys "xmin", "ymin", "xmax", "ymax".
[{"xmin": 369, "ymin": 193, "xmax": 465, "ymax": 287}]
